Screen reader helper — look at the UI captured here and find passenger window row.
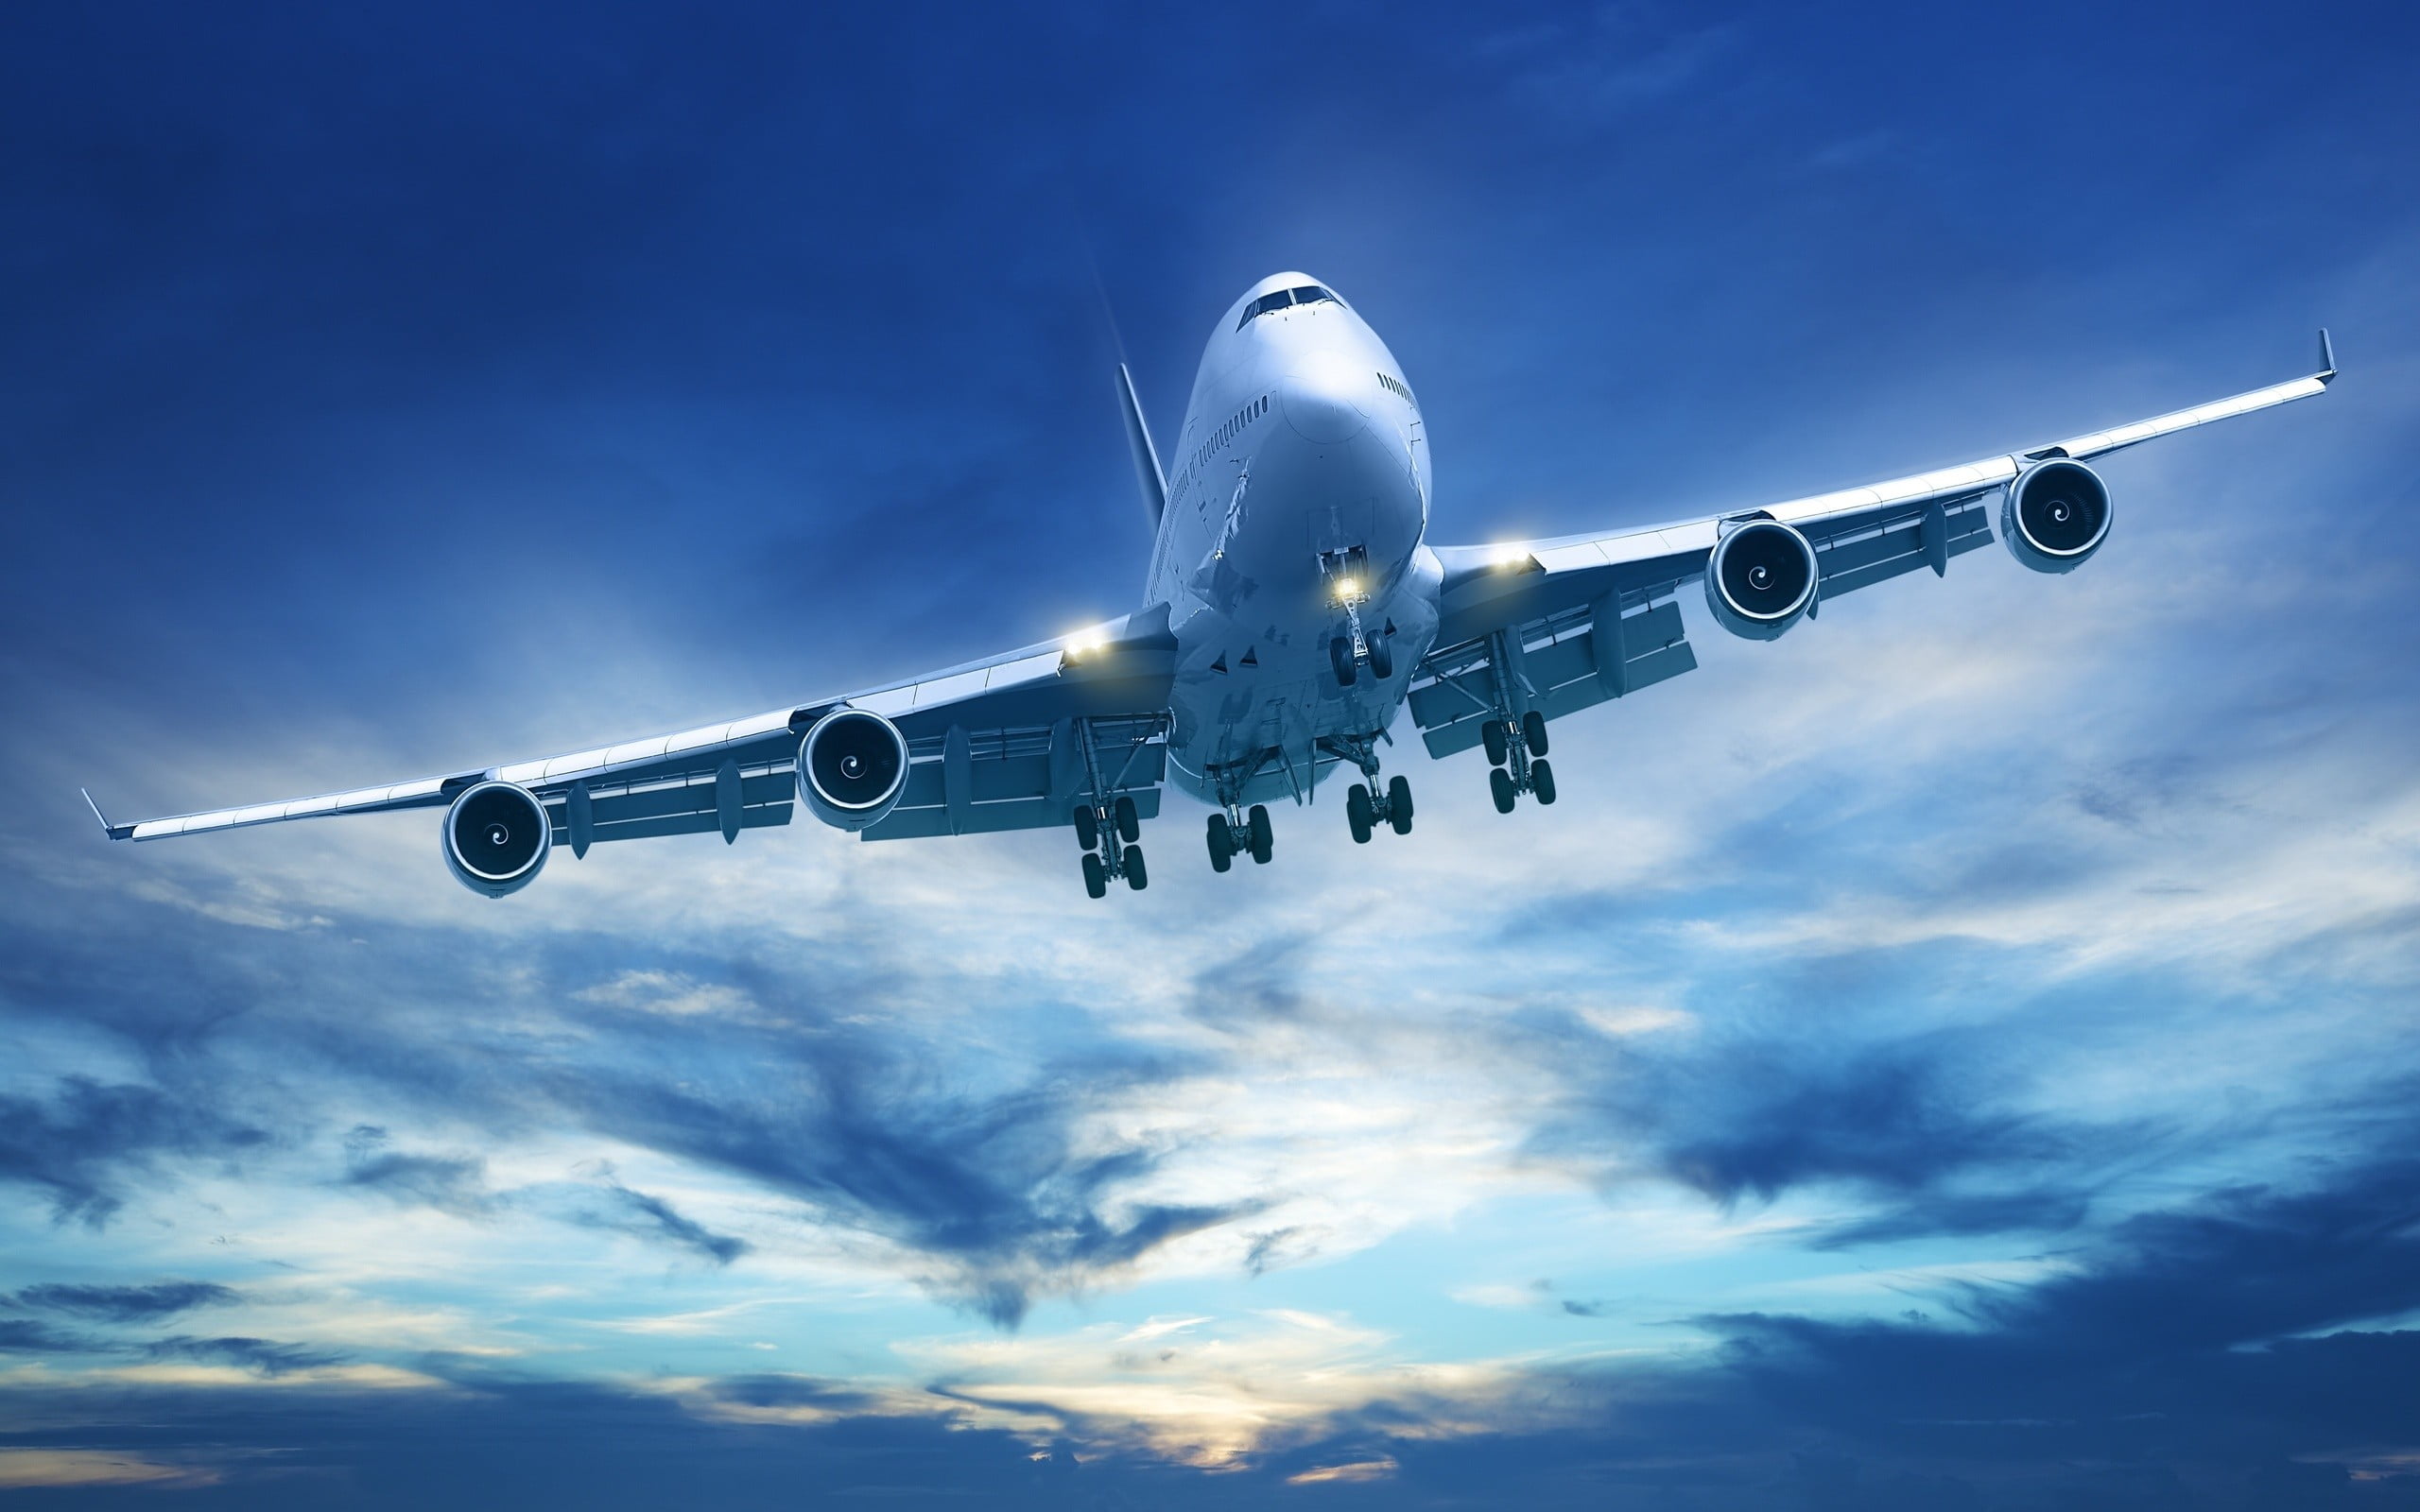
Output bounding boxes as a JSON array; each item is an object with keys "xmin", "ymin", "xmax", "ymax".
[
  {"xmin": 1178, "ymin": 394, "xmax": 1270, "ymax": 490},
  {"xmin": 1236, "ymin": 284, "xmax": 1340, "ymax": 330}
]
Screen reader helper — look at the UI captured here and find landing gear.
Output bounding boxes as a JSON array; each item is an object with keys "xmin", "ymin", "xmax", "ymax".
[
  {"xmin": 1387, "ymin": 775, "xmax": 1414, "ymax": 834},
  {"xmin": 1204, "ymin": 762, "xmax": 1274, "ymax": 873},
  {"xmin": 1329, "ymin": 730, "xmax": 1413, "ymax": 846},
  {"xmin": 1320, "ymin": 545, "xmax": 1395, "ymax": 687},
  {"xmin": 1347, "ymin": 783, "xmax": 1374, "ymax": 844},
  {"xmin": 1067, "ymin": 720, "xmax": 1153, "ymax": 899},
  {"xmin": 1482, "ymin": 718, "xmax": 1558, "ymax": 813}
]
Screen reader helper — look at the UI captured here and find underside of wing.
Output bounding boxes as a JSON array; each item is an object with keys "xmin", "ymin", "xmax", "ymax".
[
  {"xmin": 1410, "ymin": 339, "xmax": 2336, "ymax": 770},
  {"xmin": 94, "ymin": 605, "xmax": 1180, "ymax": 888}
]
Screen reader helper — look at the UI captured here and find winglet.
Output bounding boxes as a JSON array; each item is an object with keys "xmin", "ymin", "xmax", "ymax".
[
  {"xmin": 2317, "ymin": 327, "xmax": 2337, "ymax": 384},
  {"xmin": 82, "ymin": 787, "xmax": 135, "ymax": 841}
]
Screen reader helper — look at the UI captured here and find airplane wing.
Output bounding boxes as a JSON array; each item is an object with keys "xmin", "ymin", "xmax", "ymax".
[
  {"xmin": 1409, "ymin": 336, "xmax": 2337, "ymax": 764},
  {"xmin": 92, "ymin": 603, "xmax": 1179, "ymax": 857}
]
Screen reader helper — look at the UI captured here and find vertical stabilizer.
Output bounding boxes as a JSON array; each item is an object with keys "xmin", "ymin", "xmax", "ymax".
[{"xmin": 1115, "ymin": 364, "xmax": 1167, "ymax": 528}]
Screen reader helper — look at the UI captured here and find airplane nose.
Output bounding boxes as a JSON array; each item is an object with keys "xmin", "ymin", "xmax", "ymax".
[{"xmin": 1280, "ymin": 350, "xmax": 1370, "ymax": 445}]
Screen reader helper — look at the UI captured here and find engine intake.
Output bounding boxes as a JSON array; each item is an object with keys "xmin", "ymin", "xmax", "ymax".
[
  {"xmin": 798, "ymin": 709, "xmax": 909, "ymax": 831},
  {"xmin": 441, "ymin": 781, "xmax": 551, "ymax": 898},
  {"xmin": 2001, "ymin": 459, "xmax": 2112, "ymax": 574},
  {"xmin": 1704, "ymin": 519, "xmax": 1819, "ymax": 640}
]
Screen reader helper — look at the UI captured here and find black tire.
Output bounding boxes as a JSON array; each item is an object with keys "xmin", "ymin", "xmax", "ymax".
[
  {"xmin": 1346, "ymin": 783, "xmax": 1374, "ymax": 844},
  {"xmin": 1482, "ymin": 721, "xmax": 1509, "ymax": 767},
  {"xmin": 1206, "ymin": 814, "xmax": 1233, "ymax": 873},
  {"xmin": 1330, "ymin": 636, "xmax": 1357, "ymax": 687},
  {"xmin": 1369, "ymin": 636, "xmax": 1394, "ymax": 680},
  {"xmin": 1388, "ymin": 775, "xmax": 1413, "ymax": 834},
  {"xmin": 1248, "ymin": 804, "xmax": 1273, "ymax": 864},
  {"xmin": 1115, "ymin": 794, "xmax": 1140, "ymax": 845},
  {"xmin": 1490, "ymin": 766, "xmax": 1516, "ymax": 814},
  {"xmin": 1523, "ymin": 710, "xmax": 1550, "ymax": 758},
  {"xmin": 1531, "ymin": 758, "xmax": 1557, "ymax": 805},
  {"xmin": 1073, "ymin": 803, "xmax": 1098, "ymax": 851},
  {"xmin": 1081, "ymin": 850, "xmax": 1108, "ymax": 898},
  {"xmin": 1124, "ymin": 845, "xmax": 1148, "ymax": 890}
]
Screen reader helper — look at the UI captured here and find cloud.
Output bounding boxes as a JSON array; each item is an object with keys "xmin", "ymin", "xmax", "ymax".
[
  {"xmin": 12, "ymin": 1280, "xmax": 240, "ymax": 1321},
  {"xmin": 0, "ymin": 1076, "xmax": 268, "ymax": 1227},
  {"xmin": 1522, "ymin": 1020, "xmax": 2137, "ymax": 1247},
  {"xmin": 569, "ymin": 1180, "xmax": 750, "ymax": 1266},
  {"xmin": 142, "ymin": 1335, "xmax": 349, "ymax": 1377},
  {"xmin": 338, "ymin": 1125, "xmax": 494, "ymax": 1216}
]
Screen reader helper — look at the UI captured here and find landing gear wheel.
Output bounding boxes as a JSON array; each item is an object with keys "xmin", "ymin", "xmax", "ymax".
[
  {"xmin": 1247, "ymin": 804, "xmax": 1273, "ymax": 864},
  {"xmin": 1530, "ymin": 758, "xmax": 1557, "ymax": 805},
  {"xmin": 1522, "ymin": 710, "xmax": 1550, "ymax": 758},
  {"xmin": 1482, "ymin": 721, "xmax": 1509, "ymax": 767},
  {"xmin": 1114, "ymin": 794, "xmax": 1140, "ymax": 845},
  {"xmin": 1080, "ymin": 850, "xmax": 1108, "ymax": 898},
  {"xmin": 1329, "ymin": 636, "xmax": 1357, "ymax": 688},
  {"xmin": 1346, "ymin": 783, "xmax": 1374, "ymax": 845},
  {"xmin": 1123, "ymin": 845, "xmax": 1149, "ymax": 890},
  {"xmin": 1490, "ymin": 766, "xmax": 1517, "ymax": 814},
  {"xmin": 1369, "ymin": 637, "xmax": 1394, "ymax": 680},
  {"xmin": 1073, "ymin": 804, "xmax": 1098, "ymax": 851},
  {"xmin": 1388, "ymin": 775, "xmax": 1414, "ymax": 834},
  {"xmin": 1206, "ymin": 814, "xmax": 1233, "ymax": 873}
]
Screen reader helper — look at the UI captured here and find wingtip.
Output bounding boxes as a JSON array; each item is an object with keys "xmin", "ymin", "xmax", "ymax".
[
  {"xmin": 2318, "ymin": 327, "xmax": 2337, "ymax": 383},
  {"xmin": 81, "ymin": 787, "xmax": 135, "ymax": 841}
]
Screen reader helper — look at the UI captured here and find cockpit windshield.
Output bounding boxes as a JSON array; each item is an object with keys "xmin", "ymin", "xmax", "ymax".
[{"xmin": 1236, "ymin": 284, "xmax": 1340, "ymax": 330}]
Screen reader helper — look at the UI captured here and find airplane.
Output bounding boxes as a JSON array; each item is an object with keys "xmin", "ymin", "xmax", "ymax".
[{"xmin": 84, "ymin": 273, "xmax": 2339, "ymax": 900}]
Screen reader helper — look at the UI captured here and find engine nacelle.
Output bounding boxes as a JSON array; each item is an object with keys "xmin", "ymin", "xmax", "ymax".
[
  {"xmin": 797, "ymin": 709, "xmax": 909, "ymax": 831},
  {"xmin": 2001, "ymin": 459, "xmax": 2112, "ymax": 575},
  {"xmin": 441, "ymin": 781, "xmax": 551, "ymax": 898},
  {"xmin": 1704, "ymin": 519, "xmax": 1819, "ymax": 640}
]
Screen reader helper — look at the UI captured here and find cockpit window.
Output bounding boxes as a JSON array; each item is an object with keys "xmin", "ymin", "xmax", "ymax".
[{"xmin": 1236, "ymin": 284, "xmax": 1342, "ymax": 330}]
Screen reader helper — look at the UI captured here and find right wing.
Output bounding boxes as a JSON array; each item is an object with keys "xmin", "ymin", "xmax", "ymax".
[
  {"xmin": 1409, "ymin": 339, "xmax": 2336, "ymax": 760},
  {"xmin": 95, "ymin": 604, "xmax": 1179, "ymax": 851}
]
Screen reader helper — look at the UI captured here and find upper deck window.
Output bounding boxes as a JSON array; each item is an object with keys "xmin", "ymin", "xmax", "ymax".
[{"xmin": 1236, "ymin": 284, "xmax": 1341, "ymax": 330}]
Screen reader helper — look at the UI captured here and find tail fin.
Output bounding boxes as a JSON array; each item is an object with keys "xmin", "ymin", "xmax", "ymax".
[{"xmin": 1115, "ymin": 364, "xmax": 1167, "ymax": 529}]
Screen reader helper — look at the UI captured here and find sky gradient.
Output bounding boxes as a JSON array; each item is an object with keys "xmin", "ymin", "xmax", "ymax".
[{"xmin": 6, "ymin": 2, "xmax": 2420, "ymax": 1505}]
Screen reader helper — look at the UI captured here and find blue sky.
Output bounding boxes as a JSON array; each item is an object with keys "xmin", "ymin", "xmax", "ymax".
[{"xmin": 5, "ymin": 1, "xmax": 2419, "ymax": 1503}]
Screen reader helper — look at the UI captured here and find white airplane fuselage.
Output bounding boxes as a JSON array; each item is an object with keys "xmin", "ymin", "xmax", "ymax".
[{"xmin": 1146, "ymin": 273, "xmax": 1440, "ymax": 809}]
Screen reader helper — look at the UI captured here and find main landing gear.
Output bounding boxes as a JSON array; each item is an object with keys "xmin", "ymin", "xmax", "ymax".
[
  {"xmin": 1326, "ymin": 732, "xmax": 1412, "ymax": 845},
  {"xmin": 1072, "ymin": 793, "xmax": 1147, "ymax": 899},
  {"xmin": 1483, "ymin": 709, "xmax": 1556, "ymax": 814},
  {"xmin": 1204, "ymin": 805, "xmax": 1273, "ymax": 872},
  {"xmin": 1202, "ymin": 762, "xmax": 1273, "ymax": 874}
]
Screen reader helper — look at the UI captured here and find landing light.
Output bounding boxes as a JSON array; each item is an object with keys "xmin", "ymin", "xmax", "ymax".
[
  {"xmin": 1493, "ymin": 542, "xmax": 1530, "ymax": 569},
  {"xmin": 1331, "ymin": 576, "xmax": 1359, "ymax": 601},
  {"xmin": 1064, "ymin": 628, "xmax": 1109, "ymax": 661}
]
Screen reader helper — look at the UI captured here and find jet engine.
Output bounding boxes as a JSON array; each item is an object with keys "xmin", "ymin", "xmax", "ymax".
[
  {"xmin": 441, "ymin": 780, "xmax": 552, "ymax": 898},
  {"xmin": 2000, "ymin": 459, "xmax": 2112, "ymax": 574},
  {"xmin": 797, "ymin": 708, "xmax": 910, "ymax": 831},
  {"xmin": 1704, "ymin": 519, "xmax": 1819, "ymax": 640}
]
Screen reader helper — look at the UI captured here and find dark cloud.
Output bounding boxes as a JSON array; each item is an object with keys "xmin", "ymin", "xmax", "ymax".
[
  {"xmin": 1527, "ymin": 1023, "xmax": 2135, "ymax": 1247},
  {"xmin": 338, "ymin": 1125, "xmax": 493, "ymax": 1216},
  {"xmin": 570, "ymin": 1181, "xmax": 749, "ymax": 1266},
  {"xmin": 0, "ymin": 1315, "xmax": 100, "ymax": 1353},
  {"xmin": 14, "ymin": 1280, "xmax": 240, "ymax": 1321},
  {"xmin": 0, "ymin": 1076, "xmax": 268, "ymax": 1226},
  {"xmin": 143, "ymin": 1335, "xmax": 346, "ymax": 1376}
]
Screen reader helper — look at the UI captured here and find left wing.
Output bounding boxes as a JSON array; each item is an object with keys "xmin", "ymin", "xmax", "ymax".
[
  {"xmin": 1409, "ymin": 338, "xmax": 2336, "ymax": 762},
  {"xmin": 93, "ymin": 604, "xmax": 1178, "ymax": 853}
]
